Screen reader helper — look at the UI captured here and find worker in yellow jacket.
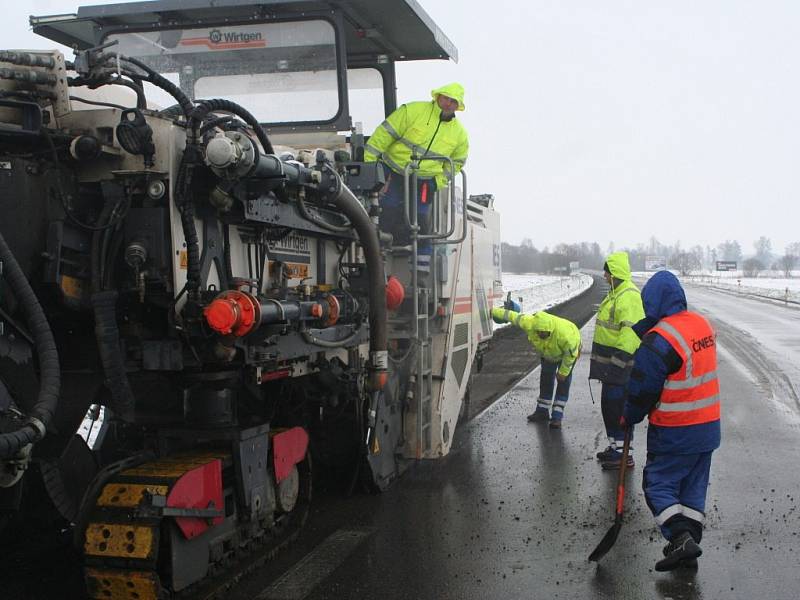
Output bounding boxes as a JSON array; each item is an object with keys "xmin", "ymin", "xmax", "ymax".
[
  {"xmin": 492, "ymin": 303, "xmax": 581, "ymax": 429},
  {"xmin": 590, "ymin": 251, "xmax": 645, "ymax": 468},
  {"xmin": 365, "ymin": 83, "xmax": 469, "ymax": 280}
]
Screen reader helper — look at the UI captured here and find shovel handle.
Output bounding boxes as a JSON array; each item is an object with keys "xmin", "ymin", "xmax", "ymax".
[{"xmin": 615, "ymin": 427, "xmax": 632, "ymax": 517}]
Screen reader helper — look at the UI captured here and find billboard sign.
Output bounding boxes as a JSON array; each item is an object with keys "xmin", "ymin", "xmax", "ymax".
[
  {"xmin": 716, "ymin": 261, "xmax": 737, "ymax": 271},
  {"xmin": 645, "ymin": 256, "xmax": 666, "ymax": 271}
]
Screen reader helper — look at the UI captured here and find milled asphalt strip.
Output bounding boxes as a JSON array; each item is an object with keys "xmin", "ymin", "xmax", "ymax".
[{"xmin": 255, "ymin": 527, "xmax": 375, "ymax": 600}]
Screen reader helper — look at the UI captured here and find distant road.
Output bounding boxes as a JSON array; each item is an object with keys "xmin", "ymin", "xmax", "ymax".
[{"xmin": 685, "ymin": 282, "xmax": 800, "ymax": 416}]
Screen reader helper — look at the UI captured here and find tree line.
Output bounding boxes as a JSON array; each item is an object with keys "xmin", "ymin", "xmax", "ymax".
[{"xmin": 502, "ymin": 237, "xmax": 800, "ymax": 278}]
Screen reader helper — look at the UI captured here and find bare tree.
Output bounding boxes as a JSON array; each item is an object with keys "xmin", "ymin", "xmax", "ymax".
[
  {"xmin": 779, "ymin": 254, "xmax": 797, "ymax": 278},
  {"xmin": 689, "ymin": 245, "xmax": 705, "ymax": 270},
  {"xmin": 786, "ymin": 242, "xmax": 800, "ymax": 257},
  {"xmin": 672, "ymin": 252, "xmax": 701, "ymax": 276},
  {"xmin": 754, "ymin": 236, "xmax": 772, "ymax": 265},
  {"xmin": 717, "ymin": 240, "xmax": 742, "ymax": 262},
  {"xmin": 742, "ymin": 257, "xmax": 764, "ymax": 278}
]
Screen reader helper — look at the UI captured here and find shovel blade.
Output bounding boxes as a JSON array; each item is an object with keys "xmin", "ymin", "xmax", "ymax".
[{"xmin": 588, "ymin": 522, "xmax": 621, "ymax": 562}]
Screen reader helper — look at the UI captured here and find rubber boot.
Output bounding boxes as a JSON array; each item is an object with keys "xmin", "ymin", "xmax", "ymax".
[
  {"xmin": 527, "ymin": 408, "xmax": 550, "ymax": 423},
  {"xmin": 655, "ymin": 532, "xmax": 702, "ymax": 572},
  {"xmin": 596, "ymin": 446, "xmax": 616, "ymax": 461},
  {"xmin": 600, "ymin": 450, "xmax": 634, "ymax": 470}
]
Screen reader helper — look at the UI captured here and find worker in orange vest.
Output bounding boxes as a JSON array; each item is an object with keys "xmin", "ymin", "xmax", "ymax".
[{"xmin": 620, "ymin": 271, "xmax": 721, "ymax": 572}]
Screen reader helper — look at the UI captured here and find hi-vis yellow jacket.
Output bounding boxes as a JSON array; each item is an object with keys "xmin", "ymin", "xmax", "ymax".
[
  {"xmin": 589, "ymin": 251, "xmax": 645, "ymax": 384},
  {"xmin": 365, "ymin": 83, "xmax": 469, "ymax": 189},
  {"xmin": 491, "ymin": 308, "xmax": 581, "ymax": 377}
]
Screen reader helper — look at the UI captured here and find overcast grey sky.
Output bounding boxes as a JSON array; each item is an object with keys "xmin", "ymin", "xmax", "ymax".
[{"xmin": 12, "ymin": 1, "xmax": 800, "ymax": 254}]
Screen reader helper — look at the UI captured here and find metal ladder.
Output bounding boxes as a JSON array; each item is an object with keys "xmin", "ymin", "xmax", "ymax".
[
  {"xmin": 413, "ymin": 286, "xmax": 433, "ymax": 457},
  {"xmin": 394, "ymin": 159, "xmax": 469, "ymax": 458}
]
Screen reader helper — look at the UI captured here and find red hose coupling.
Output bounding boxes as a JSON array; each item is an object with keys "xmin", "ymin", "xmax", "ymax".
[
  {"xmin": 370, "ymin": 370, "xmax": 388, "ymax": 390},
  {"xmin": 204, "ymin": 290, "xmax": 260, "ymax": 337}
]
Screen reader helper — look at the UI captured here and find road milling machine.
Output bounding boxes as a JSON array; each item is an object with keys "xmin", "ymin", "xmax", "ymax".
[{"xmin": 0, "ymin": 0, "xmax": 501, "ymax": 596}]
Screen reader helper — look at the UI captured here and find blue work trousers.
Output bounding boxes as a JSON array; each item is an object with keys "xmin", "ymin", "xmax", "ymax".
[
  {"xmin": 380, "ymin": 167, "xmax": 435, "ymax": 270},
  {"xmin": 643, "ymin": 451, "xmax": 714, "ymax": 543},
  {"xmin": 536, "ymin": 360, "xmax": 573, "ymax": 420},
  {"xmin": 601, "ymin": 382, "xmax": 633, "ymax": 448}
]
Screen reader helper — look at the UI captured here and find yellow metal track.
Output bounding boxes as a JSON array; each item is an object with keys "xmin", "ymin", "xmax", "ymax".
[{"xmin": 82, "ymin": 451, "xmax": 229, "ymax": 600}]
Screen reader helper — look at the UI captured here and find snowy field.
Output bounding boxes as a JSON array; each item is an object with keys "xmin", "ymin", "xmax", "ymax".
[
  {"xmin": 496, "ymin": 272, "xmax": 594, "ymax": 314},
  {"xmin": 633, "ymin": 270, "xmax": 800, "ymax": 304}
]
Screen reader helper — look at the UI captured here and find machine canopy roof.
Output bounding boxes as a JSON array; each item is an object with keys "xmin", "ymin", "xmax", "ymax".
[{"xmin": 30, "ymin": 0, "xmax": 458, "ymax": 64}]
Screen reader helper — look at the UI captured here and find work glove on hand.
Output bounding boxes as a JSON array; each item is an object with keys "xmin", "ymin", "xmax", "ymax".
[
  {"xmin": 556, "ymin": 372, "xmax": 567, "ymax": 383},
  {"xmin": 491, "ymin": 307, "xmax": 509, "ymax": 325},
  {"xmin": 619, "ymin": 415, "xmax": 628, "ymax": 429},
  {"xmin": 503, "ymin": 299, "xmax": 522, "ymax": 312}
]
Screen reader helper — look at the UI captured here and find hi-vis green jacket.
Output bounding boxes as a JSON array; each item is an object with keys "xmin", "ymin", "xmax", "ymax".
[
  {"xmin": 491, "ymin": 308, "xmax": 581, "ymax": 377},
  {"xmin": 365, "ymin": 83, "xmax": 469, "ymax": 189},
  {"xmin": 589, "ymin": 251, "xmax": 645, "ymax": 385}
]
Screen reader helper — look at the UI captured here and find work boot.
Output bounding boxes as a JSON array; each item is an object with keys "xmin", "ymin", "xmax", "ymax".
[
  {"xmin": 655, "ymin": 532, "xmax": 702, "ymax": 571},
  {"xmin": 596, "ymin": 446, "xmax": 616, "ymax": 461},
  {"xmin": 527, "ymin": 409, "xmax": 550, "ymax": 423},
  {"xmin": 661, "ymin": 541, "xmax": 698, "ymax": 569},
  {"xmin": 600, "ymin": 450, "xmax": 634, "ymax": 470},
  {"xmin": 549, "ymin": 414, "xmax": 563, "ymax": 429}
]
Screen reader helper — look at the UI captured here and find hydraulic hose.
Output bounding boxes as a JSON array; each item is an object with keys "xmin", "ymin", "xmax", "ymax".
[
  {"xmin": 0, "ymin": 231, "xmax": 60, "ymax": 458},
  {"xmin": 121, "ymin": 55, "xmax": 193, "ymax": 118},
  {"xmin": 301, "ymin": 328, "xmax": 361, "ymax": 349},
  {"xmin": 325, "ymin": 168, "xmax": 387, "ymax": 375},
  {"xmin": 173, "ymin": 144, "xmax": 203, "ymax": 301},
  {"xmin": 88, "ymin": 201, "xmax": 136, "ymax": 421},
  {"xmin": 189, "ymin": 98, "xmax": 274, "ymax": 154},
  {"xmin": 90, "ymin": 291, "xmax": 135, "ymax": 421},
  {"xmin": 296, "ymin": 193, "xmax": 351, "ymax": 233}
]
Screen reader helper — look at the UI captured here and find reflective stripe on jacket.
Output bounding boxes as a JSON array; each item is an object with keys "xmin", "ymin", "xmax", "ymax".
[
  {"xmin": 589, "ymin": 280, "xmax": 644, "ymax": 384},
  {"xmin": 649, "ymin": 311, "xmax": 720, "ymax": 427},
  {"xmin": 364, "ymin": 100, "xmax": 468, "ymax": 189}
]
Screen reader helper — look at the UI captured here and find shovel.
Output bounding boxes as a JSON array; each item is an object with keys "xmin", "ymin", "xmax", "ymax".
[{"xmin": 588, "ymin": 426, "xmax": 632, "ymax": 562}]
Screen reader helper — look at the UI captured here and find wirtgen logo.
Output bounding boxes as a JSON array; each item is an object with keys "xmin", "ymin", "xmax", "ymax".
[
  {"xmin": 208, "ymin": 29, "xmax": 263, "ymax": 45},
  {"xmin": 181, "ymin": 29, "xmax": 267, "ymax": 50}
]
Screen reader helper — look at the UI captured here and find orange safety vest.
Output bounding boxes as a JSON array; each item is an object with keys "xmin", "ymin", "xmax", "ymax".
[{"xmin": 649, "ymin": 311, "xmax": 720, "ymax": 427}]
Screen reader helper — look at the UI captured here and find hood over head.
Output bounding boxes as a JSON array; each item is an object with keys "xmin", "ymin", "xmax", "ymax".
[
  {"xmin": 530, "ymin": 311, "xmax": 556, "ymax": 334},
  {"xmin": 604, "ymin": 251, "xmax": 632, "ymax": 281},
  {"xmin": 633, "ymin": 271, "xmax": 687, "ymax": 337},
  {"xmin": 431, "ymin": 82, "xmax": 466, "ymax": 111}
]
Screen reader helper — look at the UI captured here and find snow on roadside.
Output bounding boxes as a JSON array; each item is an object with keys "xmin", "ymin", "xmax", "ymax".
[
  {"xmin": 632, "ymin": 270, "xmax": 800, "ymax": 304},
  {"xmin": 495, "ymin": 272, "xmax": 593, "ymax": 315}
]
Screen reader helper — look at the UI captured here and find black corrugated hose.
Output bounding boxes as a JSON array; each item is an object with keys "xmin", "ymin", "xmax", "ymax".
[
  {"xmin": 121, "ymin": 55, "xmax": 193, "ymax": 119},
  {"xmin": 90, "ymin": 291, "xmax": 135, "ymax": 421},
  {"xmin": 189, "ymin": 98, "xmax": 274, "ymax": 154},
  {"xmin": 173, "ymin": 143, "xmax": 203, "ymax": 301},
  {"xmin": 0, "ymin": 231, "xmax": 60, "ymax": 458}
]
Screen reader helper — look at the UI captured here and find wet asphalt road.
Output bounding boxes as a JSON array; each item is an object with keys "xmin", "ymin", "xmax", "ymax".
[{"xmin": 231, "ymin": 283, "xmax": 800, "ymax": 600}]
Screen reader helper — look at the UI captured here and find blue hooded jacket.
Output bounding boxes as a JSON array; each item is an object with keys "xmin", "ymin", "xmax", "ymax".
[{"xmin": 623, "ymin": 271, "xmax": 721, "ymax": 455}]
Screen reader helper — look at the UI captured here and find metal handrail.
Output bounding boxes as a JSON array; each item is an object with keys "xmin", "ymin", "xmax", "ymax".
[
  {"xmin": 401, "ymin": 162, "xmax": 419, "ymax": 232},
  {"xmin": 433, "ymin": 169, "xmax": 468, "ymax": 246},
  {"xmin": 417, "ymin": 156, "xmax": 457, "ymax": 241}
]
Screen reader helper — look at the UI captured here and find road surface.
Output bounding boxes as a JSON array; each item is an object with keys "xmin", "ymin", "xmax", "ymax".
[{"xmin": 227, "ymin": 281, "xmax": 800, "ymax": 600}]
